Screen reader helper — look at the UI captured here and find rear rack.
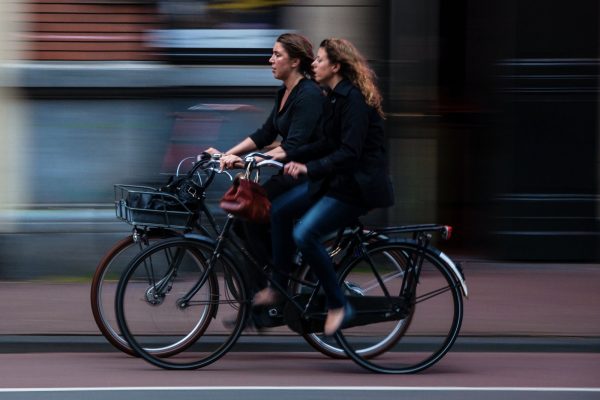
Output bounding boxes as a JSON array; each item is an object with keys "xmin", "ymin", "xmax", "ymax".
[{"xmin": 368, "ymin": 224, "xmax": 453, "ymax": 240}]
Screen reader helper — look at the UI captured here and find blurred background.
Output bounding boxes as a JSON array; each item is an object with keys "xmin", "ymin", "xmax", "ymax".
[{"xmin": 0, "ymin": 0, "xmax": 598, "ymax": 280}]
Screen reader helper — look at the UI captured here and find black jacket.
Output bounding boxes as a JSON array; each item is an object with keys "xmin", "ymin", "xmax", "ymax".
[
  {"xmin": 286, "ymin": 79, "xmax": 394, "ymax": 209},
  {"xmin": 249, "ymin": 78, "xmax": 324, "ymax": 153}
]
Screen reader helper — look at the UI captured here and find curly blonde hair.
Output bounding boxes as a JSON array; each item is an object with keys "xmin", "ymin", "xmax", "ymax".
[{"xmin": 320, "ymin": 38, "xmax": 384, "ymax": 118}]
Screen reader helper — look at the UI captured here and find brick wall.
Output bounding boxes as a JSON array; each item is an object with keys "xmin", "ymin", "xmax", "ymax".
[{"xmin": 19, "ymin": 0, "xmax": 162, "ymax": 61}]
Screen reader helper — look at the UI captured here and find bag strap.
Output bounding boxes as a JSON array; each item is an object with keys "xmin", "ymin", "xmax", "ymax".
[{"xmin": 242, "ymin": 160, "xmax": 261, "ymax": 183}]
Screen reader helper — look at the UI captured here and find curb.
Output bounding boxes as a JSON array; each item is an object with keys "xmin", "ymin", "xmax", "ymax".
[{"xmin": 1, "ymin": 335, "xmax": 599, "ymax": 354}]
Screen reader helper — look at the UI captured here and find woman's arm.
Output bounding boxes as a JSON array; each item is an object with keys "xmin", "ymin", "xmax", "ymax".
[
  {"xmin": 263, "ymin": 145, "xmax": 286, "ymax": 161},
  {"xmin": 220, "ymin": 100, "xmax": 277, "ymax": 168},
  {"xmin": 248, "ymin": 99, "xmax": 279, "ymax": 149},
  {"xmin": 225, "ymin": 137, "xmax": 258, "ymax": 155},
  {"xmin": 216, "ymin": 137, "xmax": 258, "ymax": 169},
  {"xmin": 284, "ymin": 134, "xmax": 332, "ymax": 162}
]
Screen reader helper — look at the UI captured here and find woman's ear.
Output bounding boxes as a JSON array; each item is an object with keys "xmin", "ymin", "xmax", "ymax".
[
  {"xmin": 291, "ymin": 58, "xmax": 300, "ymax": 69},
  {"xmin": 331, "ymin": 63, "xmax": 341, "ymax": 74}
]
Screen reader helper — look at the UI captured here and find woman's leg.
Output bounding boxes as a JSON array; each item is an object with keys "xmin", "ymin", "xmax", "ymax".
[
  {"xmin": 239, "ymin": 175, "xmax": 306, "ymax": 295},
  {"xmin": 254, "ymin": 182, "xmax": 313, "ymax": 304},
  {"xmin": 270, "ymin": 182, "xmax": 314, "ymax": 287},
  {"xmin": 292, "ymin": 197, "xmax": 367, "ymax": 309}
]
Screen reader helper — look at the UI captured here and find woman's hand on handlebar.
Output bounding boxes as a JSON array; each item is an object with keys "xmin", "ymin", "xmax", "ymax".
[
  {"xmin": 220, "ymin": 154, "xmax": 244, "ymax": 170},
  {"xmin": 284, "ymin": 161, "xmax": 307, "ymax": 179}
]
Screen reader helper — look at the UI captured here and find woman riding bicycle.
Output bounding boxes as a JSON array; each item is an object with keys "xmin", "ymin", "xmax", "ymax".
[
  {"xmin": 207, "ymin": 33, "xmax": 325, "ymax": 293},
  {"xmin": 253, "ymin": 37, "xmax": 395, "ymax": 336}
]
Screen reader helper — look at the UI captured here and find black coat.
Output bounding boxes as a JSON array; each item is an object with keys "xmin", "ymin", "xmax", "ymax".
[
  {"xmin": 286, "ymin": 79, "xmax": 394, "ymax": 209},
  {"xmin": 249, "ymin": 78, "xmax": 324, "ymax": 154}
]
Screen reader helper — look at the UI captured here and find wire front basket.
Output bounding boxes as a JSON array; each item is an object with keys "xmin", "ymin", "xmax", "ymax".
[{"xmin": 114, "ymin": 184, "xmax": 196, "ymax": 229}]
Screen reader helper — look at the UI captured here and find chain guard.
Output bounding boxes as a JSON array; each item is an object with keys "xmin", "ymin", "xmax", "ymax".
[
  {"xmin": 282, "ymin": 294, "xmax": 412, "ymax": 334},
  {"xmin": 283, "ymin": 294, "xmax": 326, "ymax": 334},
  {"xmin": 251, "ymin": 301, "xmax": 286, "ymax": 328}
]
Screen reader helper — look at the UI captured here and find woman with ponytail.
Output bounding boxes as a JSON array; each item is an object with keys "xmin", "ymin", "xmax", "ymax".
[
  {"xmin": 207, "ymin": 33, "xmax": 324, "ymax": 309},
  {"xmin": 254, "ymin": 38, "xmax": 394, "ymax": 336},
  {"xmin": 210, "ymin": 32, "xmax": 323, "ymax": 181}
]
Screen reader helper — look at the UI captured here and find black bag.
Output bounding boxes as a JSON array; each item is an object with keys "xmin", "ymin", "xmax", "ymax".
[{"xmin": 128, "ymin": 175, "xmax": 204, "ymax": 212}]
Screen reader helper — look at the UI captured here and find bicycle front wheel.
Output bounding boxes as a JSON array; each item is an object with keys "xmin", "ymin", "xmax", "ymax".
[
  {"xmin": 335, "ymin": 240, "xmax": 464, "ymax": 374},
  {"xmin": 115, "ymin": 237, "xmax": 249, "ymax": 369}
]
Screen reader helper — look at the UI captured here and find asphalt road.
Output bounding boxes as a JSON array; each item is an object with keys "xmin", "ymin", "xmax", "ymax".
[
  {"xmin": 0, "ymin": 350, "xmax": 598, "ymax": 400},
  {"xmin": 1, "ymin": 260, "xmax": 598, "ymax": 399}
]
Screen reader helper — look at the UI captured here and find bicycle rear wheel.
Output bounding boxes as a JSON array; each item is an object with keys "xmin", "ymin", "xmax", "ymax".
[
  {"xmin": 296, "ymin": 247, "xmax": 411, "ymax": 359},
  {"xmin": 335, "ymin": 240, "xmax": 463, "ymax": 374},
  {"xmin": 115, "ymin": 237, "xmax": 249, "ymax": 369},
  {"xmin": 90, "ymin": 229, "xmax": 179, "ymax": 356}
]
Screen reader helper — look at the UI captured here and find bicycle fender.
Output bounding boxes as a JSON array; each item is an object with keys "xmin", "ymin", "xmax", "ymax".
[
  {"xmin": 183, "ymin": 233, "xmax": 218, "ymax": 246},
  {"xmin": 438, "ymin": 251, "xmax": 469, "ymax": 298}
]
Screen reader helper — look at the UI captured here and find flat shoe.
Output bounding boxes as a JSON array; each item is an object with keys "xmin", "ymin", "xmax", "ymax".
[{"xmin": 324, "ymin": 302, "xmax": 355, "ymax": 336}]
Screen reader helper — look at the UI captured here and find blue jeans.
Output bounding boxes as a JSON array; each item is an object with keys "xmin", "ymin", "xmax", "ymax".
[{"xmin": 270, "ymin": 182, "xmax": 367, "ymax": 309}]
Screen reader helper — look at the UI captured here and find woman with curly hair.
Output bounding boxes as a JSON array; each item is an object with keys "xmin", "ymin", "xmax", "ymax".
[{"xmin": 254, "ymin": 38, "xmax": 394, "ymax": 336}]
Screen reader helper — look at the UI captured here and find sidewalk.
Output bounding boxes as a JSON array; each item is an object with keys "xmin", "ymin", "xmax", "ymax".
[{"xmin": 1, "ymin": 258, "xmax": 599, "ymax": 353}]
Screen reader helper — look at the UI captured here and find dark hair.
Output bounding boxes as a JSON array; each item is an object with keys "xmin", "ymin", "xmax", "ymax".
[
  {"xmin": 277, "ymin": 33, "xmax": 315, "ymax": 79},
  {"xmin": 320, "ymin": 38, "xmax": 384, "ymax": 118}
]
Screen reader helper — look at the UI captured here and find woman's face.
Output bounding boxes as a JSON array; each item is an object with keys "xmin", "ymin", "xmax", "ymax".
[
  {"xmin": 312, "ymin": 47, "xmax": 337, "ymax": 88},
  {"xmin": 269, "ymin": 41, "xmax": 297, "ymax": 81}
]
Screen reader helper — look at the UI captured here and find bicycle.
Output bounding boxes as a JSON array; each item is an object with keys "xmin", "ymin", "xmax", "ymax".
[
  {"xmin": 90, "ymin": 154, "xmax": 224, "ymax": 356},
  {"xmin": 92, "ymin": 152, "xmax": 398, "ymax": 359},
  {"xmin": 114, "ymin": 157, "xmax": 468, "ymax": 373}
]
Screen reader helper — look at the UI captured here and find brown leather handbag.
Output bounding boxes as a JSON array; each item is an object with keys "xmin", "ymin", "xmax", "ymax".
[{"xmin": 220, "ymin": 175, "xmax": 271, "ymax": 223}]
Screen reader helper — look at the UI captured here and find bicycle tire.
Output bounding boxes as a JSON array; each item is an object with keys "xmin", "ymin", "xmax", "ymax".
[
  {"xmin": 296, "ymin": 247, "xmax": 412, "ymax": 359},
  {"xmin": 115, "ymin": 236, "xmax": 249, "ymax": 370},
  {"xmin": 90, "ymin": 229, "xmax": 179, "ymax": 356},
  {"xmin": 334, "ymin": 239, "xmax": 463, "ymax": 374}
]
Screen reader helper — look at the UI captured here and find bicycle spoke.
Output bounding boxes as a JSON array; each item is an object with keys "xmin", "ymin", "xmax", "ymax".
[{"xmin": 415, "ymin": 284, "xmax": 454, "ymax": 304}]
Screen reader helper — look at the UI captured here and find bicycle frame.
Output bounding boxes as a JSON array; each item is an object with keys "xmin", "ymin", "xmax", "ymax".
[
  {"xmin": 172, "ymin": 214, "xmax": 321, "ymax": 318},
  {"xmin": 320, "ymin": 223, "xmax": 467, "ymax": 327},
  {"xmin": 131, "ymin": 153, "xmax": 468, "ymax": 334}
]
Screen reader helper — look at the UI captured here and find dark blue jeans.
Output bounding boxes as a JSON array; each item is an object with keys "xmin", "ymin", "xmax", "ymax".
[{"xmin": 270, "ymin": 182, "xmax": 367, "ymax": 309}]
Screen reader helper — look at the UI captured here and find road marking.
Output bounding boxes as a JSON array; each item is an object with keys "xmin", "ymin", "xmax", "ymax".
[{"xmin": 0, "ymin": 387, "xmax": 599, "ymax": 392}]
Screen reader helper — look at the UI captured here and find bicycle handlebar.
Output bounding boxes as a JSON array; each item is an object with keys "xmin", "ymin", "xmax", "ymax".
[
  {"xmin": 244, "ymin": 152, "xmax": 273, "ymax": 161},
  {"xmin": 192, "ymin": 152, "xmax": 283, "ymax": 184},
  {"xmin": 256, "ymin": 159, "xmax": 284, "ymax": 170}
]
